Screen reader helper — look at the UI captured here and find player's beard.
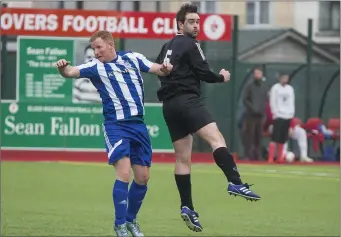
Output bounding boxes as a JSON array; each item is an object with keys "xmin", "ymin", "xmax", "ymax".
[
  {"xmin": 184, "ymin": 31, "xmax": 198, "ymax": 39},
  {"xmin": 192, "ymin": 31, "xmax": 199, "ymax": 38}
]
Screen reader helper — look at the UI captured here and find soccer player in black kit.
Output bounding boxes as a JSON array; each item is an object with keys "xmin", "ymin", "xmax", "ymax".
[{"xmin": 155, "ymin": 3, "xmax": 261, "ymax": 233}]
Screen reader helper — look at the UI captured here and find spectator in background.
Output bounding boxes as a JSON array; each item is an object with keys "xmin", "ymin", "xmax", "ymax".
[
  {"xmin": 264, "ymin": 104, "xmax": 313, "ymax": 162},
  {"xmin": 242, "ymin": 68, "xmax": 268, "ymax": 160},
  {"xmin": 284, "ymin": 119, "xmax": 313, "ymax": 162},
  {"xmin": 268, "ymin": 73, "xmax": 295, "ymax": 163}
]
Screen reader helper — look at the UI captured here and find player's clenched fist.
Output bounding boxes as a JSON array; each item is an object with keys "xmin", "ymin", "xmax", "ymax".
[
  {"xmin": 56, "ymin": 59, "xmax": 70, "ymax": 68},
  {"xmin": 219, "ymin": 69, "xmax": 230, "ymax": 82},
  {"xmin": 161, "ymin": 62, "xmax": 173, "ymax": 75}
]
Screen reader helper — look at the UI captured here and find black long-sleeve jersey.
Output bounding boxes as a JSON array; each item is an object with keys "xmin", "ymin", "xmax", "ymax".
[{"xmin": 155, "ymin": 34, "xmax": 224, "ymax": 102}]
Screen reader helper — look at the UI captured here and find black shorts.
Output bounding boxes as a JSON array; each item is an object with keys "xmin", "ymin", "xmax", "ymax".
[
  {"xmin": 271, "ymin": 118, "xmax": 292, "ymax": 144},
  {"xmin": 162, "ymin": 94, "xmax": 215, "ymax": 142}
]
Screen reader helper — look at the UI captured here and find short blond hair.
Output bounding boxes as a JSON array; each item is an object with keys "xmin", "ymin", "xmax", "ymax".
[{"xmin": 90, "ymin": 30, "xmax": 114, "ymax": 43}]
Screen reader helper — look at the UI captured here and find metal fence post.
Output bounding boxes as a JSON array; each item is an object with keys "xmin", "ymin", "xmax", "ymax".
[
  {"xmin": 305, "ymin": 19, "xmax": 313, "ymax": 120},
  {"xmin": 230, "ymin": 15, "xmax": 239, "ymax": 152}
]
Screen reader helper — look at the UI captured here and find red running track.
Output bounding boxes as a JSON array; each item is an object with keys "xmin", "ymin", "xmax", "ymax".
[{"xmin": 1, "ymin": 150, "xmax": 339, "ymax": 166}]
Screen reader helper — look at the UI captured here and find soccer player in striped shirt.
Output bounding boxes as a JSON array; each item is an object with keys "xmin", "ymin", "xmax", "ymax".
[{"xmin": 56, "ymin": 30, "xmax": 173, "ymax": 237}]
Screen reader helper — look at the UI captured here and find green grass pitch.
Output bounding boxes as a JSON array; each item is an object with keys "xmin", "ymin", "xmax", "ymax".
[{"xmin": 1, "ymin": 161, "xmax": 340, "ymax": 236}]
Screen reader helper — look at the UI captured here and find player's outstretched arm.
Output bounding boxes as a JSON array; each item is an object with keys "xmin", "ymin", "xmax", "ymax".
[
  {"xmin": 133, "ymin": 52, "xmax": 173, "ymax": 77},
  {"xmin": 56, "ymin": 59, "xmax": 80, "ymax": 78},
  {"xmin": 149, "ymin": 62, "xmax": 173, "ymax": 77},
  {"xmin": 188, "ymin": 42, "xmax": 229, "ymax": 83}
]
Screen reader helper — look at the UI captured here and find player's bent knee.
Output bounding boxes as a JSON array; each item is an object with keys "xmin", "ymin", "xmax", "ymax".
[
  {"xmin": 174, "ymin": 152, "xmax": 192, "ymax": 166},
  {"xmin": 134, "ymin": 172, "xmax": 150, "ymax": 185},
  {"xmin": 175, "ymin": 147, "xmax": 191, "ymax": 165},
  {"xmin": 175, "ymin": 155, "xmax": 191, "ymax": 166},
  {"xmin": 115, "ymin": 169, "xmax": 131, "ymax": 183},
  {"xmin": 134, "ymin": 173, "xmax": 150, "ymax": 185},
  {"xmin": 211, "ymin": 132, "xmax": 227, "ymax": 150},
  {"xmin": 205, "ymin": 131, "xmax": 226, "ymax": 151},
  {"xmin": 132, "ymin": 165, "xmax": 150, "ymax": 185},
  {"xmin": 196, "ymin": 123, "xmax": 226, "ymax": 150},
  {"xmin": 175, "ymin": 157, "xmax": 191, "ymax": 174}
]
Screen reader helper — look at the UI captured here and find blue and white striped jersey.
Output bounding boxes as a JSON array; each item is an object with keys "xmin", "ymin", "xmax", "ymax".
[{"xmin": 76, "ymin": 51, "xmax": 153, "ymax": 122}]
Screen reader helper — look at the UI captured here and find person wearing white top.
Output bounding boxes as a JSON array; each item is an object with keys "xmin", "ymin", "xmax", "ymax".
[{"xmin": 268, "ymin": 73, "xmax": 295, "ymax": 163}]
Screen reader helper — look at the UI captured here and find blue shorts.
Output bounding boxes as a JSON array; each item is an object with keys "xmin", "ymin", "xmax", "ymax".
[{"xmin": 102, "ymin": 120, "xmax": 152, "ymax": 167}]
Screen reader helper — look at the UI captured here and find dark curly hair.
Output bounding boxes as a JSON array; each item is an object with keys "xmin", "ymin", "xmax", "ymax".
[{"xmin": 176, "ymin": 3, "xmax": 198, "ymax": 31}]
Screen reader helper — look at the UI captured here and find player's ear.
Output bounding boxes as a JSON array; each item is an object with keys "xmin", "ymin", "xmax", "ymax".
[
  {"xmin": 108, "ymin": 40, "xmax": 115, "ymax": 49},
  {"xmin": 178, "ymin": 21, "xmax": 184, "ymax": 31}
]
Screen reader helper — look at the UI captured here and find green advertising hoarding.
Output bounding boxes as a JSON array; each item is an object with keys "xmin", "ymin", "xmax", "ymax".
[
  {"xmin": 1, "ymin": 102, "xmax": 173, "ymax": 151},
  {"xmin": 1, "ymin": 36, "xmax": 173, "ymax": 152},
  {"xmin": 18, "ymin": 38, "xmax": 74, "ymax": 103}
]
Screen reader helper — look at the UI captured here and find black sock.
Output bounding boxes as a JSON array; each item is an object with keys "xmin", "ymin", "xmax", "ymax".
[
  {"xmin": 174, "ymin": 174, "xmax": 194, "ymax": 210},
  {"xmin": 213, "ymin": 147, "xmax": 243, "ymax": 185}
]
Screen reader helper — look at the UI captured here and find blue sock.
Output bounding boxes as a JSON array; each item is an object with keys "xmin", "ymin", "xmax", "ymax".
[
  {"xmin": 126, "ymin": 180, "xmax": 148, "ymax": 222},
  {"xmin": 113, "ymin": 180, "xmax": 129, "ymax": 226}
]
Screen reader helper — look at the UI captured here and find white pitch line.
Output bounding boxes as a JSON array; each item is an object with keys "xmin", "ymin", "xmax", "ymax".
[
  {"xmin": 51, "ymin": 161, "xmax": 340, "ymax": 180},
  {"xmin": 254, "ymin": 168, "xmax": 339, "ymax": 178}
]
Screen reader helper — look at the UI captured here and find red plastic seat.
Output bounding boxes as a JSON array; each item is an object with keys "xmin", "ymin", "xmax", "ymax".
[
  {"xmin": 327, "ymin": 118, "xmax": 340, "ymax": 131},
  {"xmin": 327, "ymin": 118, "xmax": 340, "ymax": 140},
  {"xmin": 303, "ymin": 117, "xmax": 323, "ymax": 131}
]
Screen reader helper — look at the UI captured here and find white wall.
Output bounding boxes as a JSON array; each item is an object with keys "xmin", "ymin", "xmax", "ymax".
[
  {"xmin": 3, "ymin": 1, "xmax": 164, "ymax": 12},
  {"xmin": 3, "ymin": 1, "xmax": 33, "ymax": 8},
  {"xmin": 293, "ymin": 1, "xmax": 339, "ymax": 44},
  {"xmin": 32, "ymin": 1, "xmax": 59, "ymax": 9},
  {"xmin": 294, "ymin": 2, "xmax": 318, "ymax": 36}
]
